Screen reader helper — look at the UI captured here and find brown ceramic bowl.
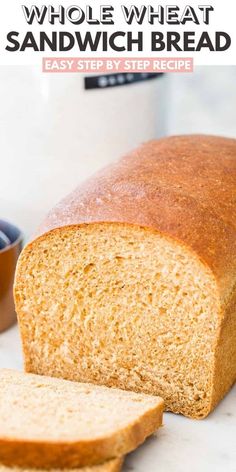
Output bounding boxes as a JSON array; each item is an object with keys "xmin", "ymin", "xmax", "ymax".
[{"xmin": 0, "ymin": 220, "xmax": 23, "ymax": 332}]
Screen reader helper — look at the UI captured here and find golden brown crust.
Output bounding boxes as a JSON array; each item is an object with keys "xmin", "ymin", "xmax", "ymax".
[
  {"xmin": 0, "ymin": 458, "xmax": 123, "ymax": 472},
  {"xmin": 0, "ymin": 403, "xmax": 162, "ymax": 468},
  {"xmin": 36, "ymin": 135, "xmax": 236, "ymax": 302}
]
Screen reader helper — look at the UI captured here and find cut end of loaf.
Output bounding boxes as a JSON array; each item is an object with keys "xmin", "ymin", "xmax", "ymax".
[{"xmin": 15, "ymin": 223, "xmax": 221, "ymax": 419}]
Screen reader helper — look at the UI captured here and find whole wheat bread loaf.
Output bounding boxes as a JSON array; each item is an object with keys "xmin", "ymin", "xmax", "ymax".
[
  {"xmin": 0, "ymin": 369, "xmax": 163, "ymax": 468},
  {"xmin": 14, "ymin": 135, "xmax": 236, "ymax": 418}
]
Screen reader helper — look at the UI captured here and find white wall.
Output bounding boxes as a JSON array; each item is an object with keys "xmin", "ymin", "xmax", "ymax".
[{"xmin": 167, "ymin": 66, "xmax": 236, "ymax": 137}]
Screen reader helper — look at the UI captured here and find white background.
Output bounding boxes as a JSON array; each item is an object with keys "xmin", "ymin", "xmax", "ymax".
[{"xmin": 0, "ymin": 0, "xmax": 235, "ymax": 65}]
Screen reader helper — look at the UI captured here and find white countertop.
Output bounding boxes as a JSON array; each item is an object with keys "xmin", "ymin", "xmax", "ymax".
[{"xmin": 1, "ymin": 324, "xmax": 235, "ymax": 472}]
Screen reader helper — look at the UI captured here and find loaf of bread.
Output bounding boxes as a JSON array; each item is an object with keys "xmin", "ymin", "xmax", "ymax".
[
  {"xmin": 0, "ymin": 460, "xmax": 123, "ymax": 472},
  {"xmin": 15, "ymin": 135, "xmax": 236, "ymax": 419},
  {"xmin": 0, "ymin": 369, "xmax": 163, "ymax": 468}
]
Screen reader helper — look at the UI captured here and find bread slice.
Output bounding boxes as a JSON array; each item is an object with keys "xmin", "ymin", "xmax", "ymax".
[
  {"xmin": 14, "ymin": 135, "xmax": 236, "ymax": 419},
  {"xmin": 0, "ymin": 459, "xmax": 123, "ymax": 472},
  {"xmin": 0, "ymin": 369, "xmax": 163, "ymax": 468}
]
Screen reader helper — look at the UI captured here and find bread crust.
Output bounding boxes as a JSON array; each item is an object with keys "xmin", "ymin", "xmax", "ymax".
[
  {"xmin": 0, "ymin": 458, "xmax": 123, "ymax": 472},
  {"xmin": 0, "ymin": 381, "xmax": 163, "ymax": 468}
]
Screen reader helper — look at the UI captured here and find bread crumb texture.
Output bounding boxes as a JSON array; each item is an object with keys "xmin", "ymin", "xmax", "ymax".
[{"xmin": 16, "ymin": 224, "xmax": 225, "ymax": 419}]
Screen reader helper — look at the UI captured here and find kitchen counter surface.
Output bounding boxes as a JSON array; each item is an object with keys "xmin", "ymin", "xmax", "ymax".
[{"xmin": 1, "ymin": 324, "xmax": 235, "ymax": 472}]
